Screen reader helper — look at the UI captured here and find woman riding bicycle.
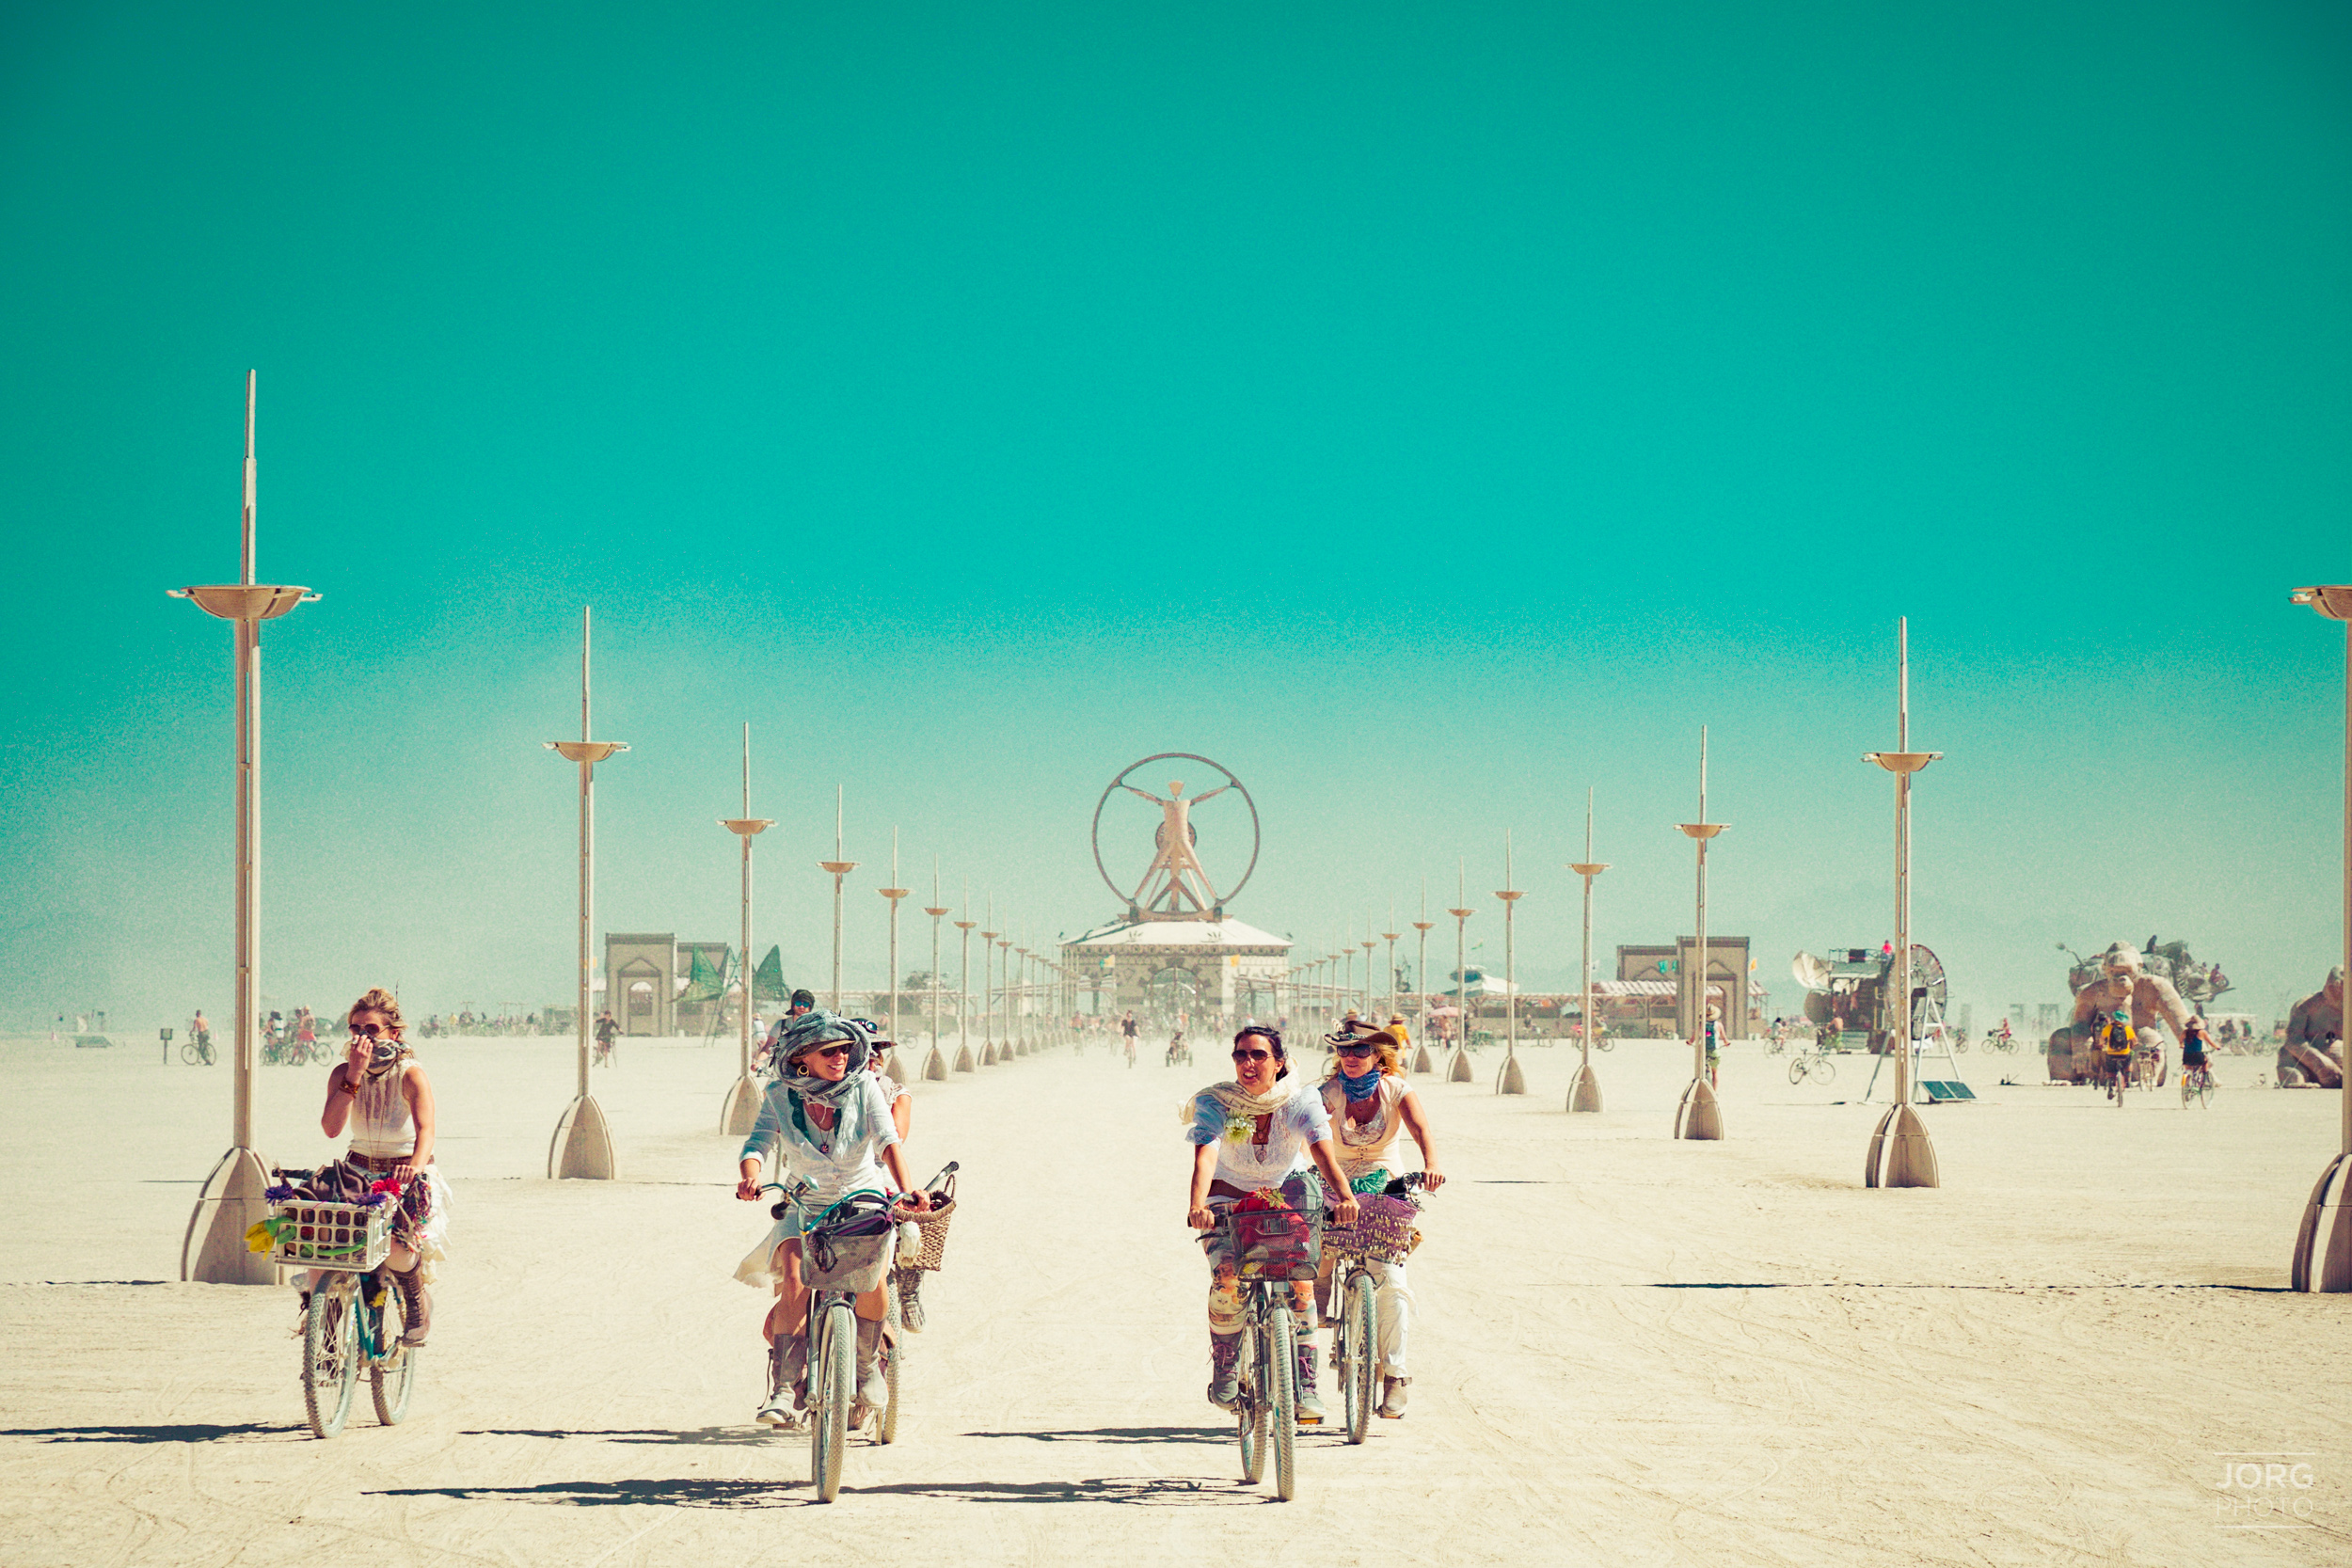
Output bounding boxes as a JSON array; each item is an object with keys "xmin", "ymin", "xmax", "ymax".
[
  {"xmin": 734, "ymin": 1012, "xmax": 928, "ymax": 1430},
  {"xmin": 1184, "ymin": 1024, "xmax": 1359, "ymax": 1424},
  {"xmin": 310, "ymin": 987, "xmax": 449, "ymax": 1347},
  {"xmin": 1314, "ymin": 1024, "xmax": 1443, "ymax": 1419}
]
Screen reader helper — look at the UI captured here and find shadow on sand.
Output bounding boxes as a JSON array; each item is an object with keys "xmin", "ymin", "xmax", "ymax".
[
  {"xmin": 1, "ymin": 1422, "xmax": 300, "ymax": 1444},
  {"xmin": 373, "ymin": 1476, "xmax": 1262, "ymax": 1508}
]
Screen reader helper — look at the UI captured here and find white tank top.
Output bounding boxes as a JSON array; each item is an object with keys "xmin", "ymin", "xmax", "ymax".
[
  {"xmin": 1321, "ymin": 1075, "xmax": 1407, "ymax": 1180},
  {"xmin": 349, "ymin": 1060, "xmax": 417, "ymax": 1159}
]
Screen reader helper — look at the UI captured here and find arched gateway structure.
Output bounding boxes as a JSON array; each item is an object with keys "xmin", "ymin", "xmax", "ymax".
[{"xmin": 1065, "ymin": 753, "xmax": 1291, "ymax": 1022}]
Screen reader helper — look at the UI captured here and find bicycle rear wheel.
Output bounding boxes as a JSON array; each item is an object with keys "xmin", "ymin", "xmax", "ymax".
[
  {"xmin": 1788, "ymin": 1058, "xmax": 1807, "ymax": 1085},
  {"xmin": 877, "ymin": 1282, "xmax": 901, "ymax": 1445},
  {"xmin": 1268, "ymin": 1307, "xmax": 1297, "ymax": 1501},
  {"xmin": 1342, "ymin": 1272, "xmax": 1375, "ymax": 1446},
  {"xmin": 811, "ymin": 1303, "xmax": 852, "ymax": 1500},
  {"xmin": 302, "ymin": 1285, "xmax": 358, "ymax": 1439},
  {"xmin": 371, "ymin": 1282, "xmax": 417, "ymax": 1425},
  {"xmin": 1236, "ymin": 1322, "xmax": 1264, "ymax": 1482},
  {"xmin": 1812, "ymin": 1056, "xmax": 1835, "ymax": 1085}
]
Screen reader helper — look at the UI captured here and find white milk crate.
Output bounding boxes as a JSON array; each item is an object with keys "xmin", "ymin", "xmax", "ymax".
[{"xmin": 269, "ymin": 1198, "xmax": 389, "ymax": 1273}]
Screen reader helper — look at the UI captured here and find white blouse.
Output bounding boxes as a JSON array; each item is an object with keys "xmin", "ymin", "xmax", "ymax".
[{"xmin": 742, "ymin": 1075, "xmax": 899, "ymax": 1210}]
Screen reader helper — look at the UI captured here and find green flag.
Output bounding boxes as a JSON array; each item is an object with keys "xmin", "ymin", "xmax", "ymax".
[
  {"xmin": 752, "ymin": 945, "xmax": 787, "ymax": 1006},
  {"xmin": 679, "ymin": 944, "xmax": 726, "ymax": 1005}
]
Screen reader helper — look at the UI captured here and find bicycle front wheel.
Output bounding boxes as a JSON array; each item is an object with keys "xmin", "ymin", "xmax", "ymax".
[
  {"xmin": 811, "ymin": 1303, "xmax": 852, "ymax": 1500},
  {"xmin": 877, "ymin": 1282, "xmax": 901, "ymax": 1445},
  {"xmin": 1812, "ymin": 1056, "xmax": 1835, "ymax": 1085},
  {"xmin": 1343, "ymin": 1272, "xmax": 1375, "ymax": 1446},
  {"xmin": 1268, "ymin": 1307, "xmax": 1297, "ymax": 1501},
  {"xmin": 302, "ymin": 1285, "xmax": 358, "ymax": 1439},
  {"xmin": 1236, "ymin": 1322, "xmax": 1264, "ymax": 1483}
]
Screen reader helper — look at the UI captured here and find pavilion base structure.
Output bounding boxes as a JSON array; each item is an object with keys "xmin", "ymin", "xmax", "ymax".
[
  {"xmin": 549, "ymin": 1093, "xmax": 617, "ymax": 1180},
  {"xmin": 1497, "ymin": 1053, "xmax": 1527, "ymax": 1096},
  {"xmin": 1864, "ymin": 1103, "xmax": 1939, "ymax": 1188},
  {"xmin": 924, "ymin": 1046, "xmax": 948, "ymax": 1082},
  {"xmin": 1673, "ymin": 1076, "xmax": 1724, "ymax": 1140},
  {"xmin": 954, "ymin": 1046, "xmax": 976, "ymax": 1073},
  {"xmin": 1447, "ymin": 1049, "xmax": 1474, "ymax": 1084},
  {"xmin": 181, "ymin": 1146, "xmax": 279, "ymax": 1285},
  {"xmin": 1566, "ymin": 1062, "xmax": 1603, "ymax": 1114},
  {"xmin": 1410, "ymin": 1044, "xmax": 1435, "ymax": 1076},
  {"xmin": 720, "ymin": 1074, "xmax": 760, "ymax": 1138},
  {"xmin": 2292, "ymin": 1152, "xmax": 2352, "ymax": 1293}
]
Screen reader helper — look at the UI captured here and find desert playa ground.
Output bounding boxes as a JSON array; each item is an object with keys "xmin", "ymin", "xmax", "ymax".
[{"xmin": 2, "ymin": 1031, "xmax": 2347, "ymax": 1567}]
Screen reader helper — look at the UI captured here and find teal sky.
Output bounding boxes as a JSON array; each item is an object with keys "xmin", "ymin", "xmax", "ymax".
[{"xmin": 3, "ymin": 0, "xmax": 2347, "ymax": 1033}]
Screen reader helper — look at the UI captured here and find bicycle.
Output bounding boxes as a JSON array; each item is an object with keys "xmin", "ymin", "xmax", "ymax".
[
  {"xmin": 1324, "ymin": 1173, "xmax": 1427, "ymax": 1445},
  {"xmin": 2181, "ymin": 1061, "xmax": 2217, "ymax": 1108},
  {"xmin": 1788, "ymin": 1048, "xmax": 1836, "ymax": 1085},
  {"xmin": 182, "ymin": 1034, "xmax": 216, "ymax": 1067},
  {"xmin": 760, "ymin": 1179, "xmax": 914, "ymax": 1501},
  {"xmin": 594, "ymin": 1036, "xmax": 617, "ymax": 1068},
  {"xmin": 1215, "ymin": 1199, "xmax": 1317, "ymax": 1501},
  {"xmin": 265, "ymin": 1167, "xmax": 419, "ymax": 1440},
  {"xmin": 2105, "ymin": 1053, "xmax": 2131, "ymax": 1106}
]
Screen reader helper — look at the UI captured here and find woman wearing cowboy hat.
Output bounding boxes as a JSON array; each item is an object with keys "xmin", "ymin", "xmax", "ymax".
[
  {"xmin": 1315, "ymin": 1023, "xmax": 1443, "ymax": 1418},
  {"xmin": 733, "ymin": 1012, "xmax": 928, "ymax": 1429}
]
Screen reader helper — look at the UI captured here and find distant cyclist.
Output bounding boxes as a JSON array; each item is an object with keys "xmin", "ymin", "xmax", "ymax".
[
  {"xmin": 2181, "ymin": 1015, "xmax": 2212, "ymax": 1076},
  {"xmin": 2100, "ymin": 1009, "xmax": 2136, "ymax": 1095}
]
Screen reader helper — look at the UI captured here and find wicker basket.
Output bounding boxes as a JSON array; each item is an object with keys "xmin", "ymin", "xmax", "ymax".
[
  {"xmin": 268, "ymin": 1198, "xmax": 389, "ymax": 1274},
  {"xmin": 1324, "ymin": 1193, "xmax": 1420, "ymax": 1265},
  {"xmin": 901, "ymin": 1199, "xmax": 957, "ymax": 1272}
]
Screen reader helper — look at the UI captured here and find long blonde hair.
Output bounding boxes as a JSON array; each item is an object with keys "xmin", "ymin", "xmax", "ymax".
[{"xmin": 1323, "ymin": 1033, "xmax": 1401, "ymax": 1082}]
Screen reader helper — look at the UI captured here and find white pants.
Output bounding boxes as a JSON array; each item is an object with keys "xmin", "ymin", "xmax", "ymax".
[{"xmin": 1319, "ymin": 1255, "xmax": 1414, "ymax": 1379}]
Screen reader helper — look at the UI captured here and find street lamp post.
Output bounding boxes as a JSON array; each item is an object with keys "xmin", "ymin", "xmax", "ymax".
[
  {"xmin": 979, "ymin": 899, "xmax": 999, "ymax": 1065},
  {"xmin": 545, "ymin": 608, "xmax": 627, "ymax": 1178},
  {"xmin": 1383, "ymin": 918, "xmax": 1402, "ymax": 1028},
  {"xmin": 998, "ymin": 935, "xmax": 1014, "ymax": 1059},
  {"xmin": 880, "ymin": 829, "xmax": 909, "ymax": 1064},
  {"xmin": 1497, "ymin": 832, "xmax": 1528, "ymax": 1095},
  {"xmin": 818, "ymin": 786, "xmax": 857, "ymax": 1013},
  {"xmin": 2290, "ymin": 581, "xmax": 2352, "ymax": 1291},
  {"xmin": 1673, "ymin": 727, "xmax": 1727, "ymax": 1141},
  {"xmin": 1412, "ymin": 878, "xmax": 1437, "ymax": 1075},
  {"xmin": 1014, "ymin": 946, "xmax": 1030, "ymax": 1055},
  {"xmin": 719, "ymin": 722, "xmax": 773, "ymax": 1137},
  {"xmin": 1447, "ymin": 861, "xmax": 1476, "ymax": 1084},
  {"xmin": 923, "ymin": 859, "xmax": 951, "ymax": 1082},
  {"xmin": 954, "ymin": 879, "xmax": 977, "ymax": 1072},
  {"xmin": 174, "ymin": 371, "xmax": 321, "ymax": 1283},
  {"xmin": 1865, "ymin": 619, "xmax": 1943, "ymax": 1188},
  {"xmin": 1566, "ymin": 787, "xmax": 1609, "ymax": 1114}
]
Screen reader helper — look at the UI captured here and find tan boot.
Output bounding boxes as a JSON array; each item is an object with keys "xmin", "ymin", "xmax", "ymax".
[
  {"xmin": 1378, "ymin": 1375, "xmax": 1409, "ymax": 1418},
  {"xmin": 391, "ymin": 1265, "xmax": 431, "ymax": 1348}
]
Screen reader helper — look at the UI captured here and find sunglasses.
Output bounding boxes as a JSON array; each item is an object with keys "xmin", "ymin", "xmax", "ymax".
[
  {"xmin": 811, "ymin": 1043, "xmax": 854, "ymax": 1060},
  {"xmin": 1232, "ymin": 1048, "xmax": 1275, "ymax": 1062},
  {"xmin": 350, "ymin": 1023, "xmax": 384, "ymax": 1038},
  {"xmin": 1333, "ymin": 1043, "xmax": 1376, "ymax": 1056}
]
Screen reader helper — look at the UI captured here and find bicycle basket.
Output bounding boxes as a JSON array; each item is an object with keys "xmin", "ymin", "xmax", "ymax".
[
  {"xmin": 1323, "ymin": 1193, "xmax": 1420, "ymax": 1265},
  {"xmin": 802, "ymin": 1197, "xmax": 898, "ymax": 1292},
  {"xmin": 902, "ymin": 1199, "xmax": 957, "ymax": 1271},
  {"xmin": 1222, "ymin": 1203, "xmax": 1321, "ymax": 1281},
  {"xmin": 266, "ymin": 1198, "xmax": 389, "ymax": 1274}
]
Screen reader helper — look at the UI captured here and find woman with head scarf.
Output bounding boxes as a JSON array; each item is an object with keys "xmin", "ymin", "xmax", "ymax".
[
  {"xmin": 732, "ymin": 1012, "xmax": 928, "ymax": 1429},
  {"xmin": 313, "ymin": 986, "xmax": 449, "ymax": 1346},
  {"xmin": 1313, "ymin": 1024, "xmax": 1444, "ymax": 1418},
  {"xmin": 1183, "ymin": 1023, "xmax": 1359, "ymax": 1425}
]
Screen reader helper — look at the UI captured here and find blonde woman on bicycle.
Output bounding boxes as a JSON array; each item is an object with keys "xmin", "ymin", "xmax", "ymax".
[
  {"xmin": 734, "ymin": 1013, "xmax": 928, "ymax": 1430},
  {"xmin": 1315, "ymin": 1025, "xmax": 1443, "ymax": 1418},
  {"xmin": 1184, "ymin": 1025, "xmax": 1359, "ymax": 1423},
  {"xmin": 313, "ymin": 988, "xmax": 449, "ymax": 1346}
]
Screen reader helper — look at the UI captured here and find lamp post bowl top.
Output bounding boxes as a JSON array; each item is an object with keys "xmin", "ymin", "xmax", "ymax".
[
  {"xmin": 548, "ymin": 740, "xmax": 628, "ymax": 763},
  {"xmin": 1495, "ymin": 890, "xmax": 1526, "ymax": 903},
  {"xmin": 1412, "ymin": 920, "xmax": 1436, "ymax": 931},
  {"xmin": 955, "ymin": 920, "xmax": 977, "ymax": 930},
  {"xmin": 980, "ymin": 930, "xmax": 998, "ymax": 941},
  {"xmin": 2292, "ymin": 584, "xmax": 2352, "ymax": 620},
  {"xmin": 1383, "ymin": 932, "xmax": 1401, "ymax": 942},
  {"xmin": 1676, "ymin": 822, "xmax": 1728, "ymax": 839},
  {"xmin": 880, "ymin": 887, "xmax": 911, "ymax": 899},
  {"xmin": 1567, "ymin": 862, "xmax": 1611, "ymax": 877},
  {"xmin": 1363, "ymin": 940, "xmax": 1378, "ymax": 950},
  {"xmin": 170, "ymin": 584, "xmax": 316, "ymax": 621},
  {"xmin": 819, "ymin": 861, "xmax": 858, "ymax": 875},
  {"xmin": 1446, "ymin": 908, "xmax": 1476, "ymax": 920},
  {"xmin": 924, "ymin": 906, "xmax": 951, "ymax": 918},
  {"xmin": 721, "ymin": 817, "xmax": 774, "ymax": 836},
  {"xmin": 1863, "ymin": 752, "xmax": 1941, "ymax": 774}
]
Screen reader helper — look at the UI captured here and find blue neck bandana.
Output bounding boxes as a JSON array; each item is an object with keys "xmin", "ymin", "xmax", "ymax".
[{"xmin": 1338, "ymin": 1066, "xmax": 1383, "ymax": 1102}]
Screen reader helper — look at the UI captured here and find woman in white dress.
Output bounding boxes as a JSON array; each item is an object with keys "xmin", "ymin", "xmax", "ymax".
[
  {"xmin": 733, "ymin": 1013, "xmax": 927, "ymax": 1428},
  {"xmin": 1315, "ymin": 1026, "xmax": 1443, "ymax": 1418},
  {"xmin": 1183, "ymin": 1025, "xmax": 1359, "ymax": 1423}
]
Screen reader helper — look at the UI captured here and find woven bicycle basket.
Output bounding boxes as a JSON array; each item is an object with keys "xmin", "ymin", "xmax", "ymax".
[
  {"xmin": 901, "ymin": 1199, "xmax": 957, "ymax": 1271},
  {"xmin": 267, "ymin": 1198, "xmax": 389, "ymax": 1274},
  {"xmin": 1322, "ymin": 1193, "xmax": 1420, "ymax": 1265}
]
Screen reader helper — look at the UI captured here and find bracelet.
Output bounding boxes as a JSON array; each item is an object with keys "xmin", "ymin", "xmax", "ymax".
[{"xmin": 338, "ymin": 1077, "xmax": 359, "ymax": 1096}]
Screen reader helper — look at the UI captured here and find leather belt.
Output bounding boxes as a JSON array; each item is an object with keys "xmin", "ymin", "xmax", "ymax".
[{"xmin": 346, "ymin": 1150, "xmax": 422, "ymax": 1171}]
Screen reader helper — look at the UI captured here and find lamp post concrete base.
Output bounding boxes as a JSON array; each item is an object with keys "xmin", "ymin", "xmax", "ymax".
[
  {"xmin": 924, "ymin": 1046, "xmax": 948, "ymax": 1082},
  {"xmin": 181, "ymin": 1146, "xmax": 278, "ymax": 1285},
  {"xmin": 549, "ymin": 1094, "xmax": 617, "ymax": 1180},
  {"xmin": 1673, "ymin": 1076, "xmax": 1724, "ymax": 1140},
  {"xmin": 1497, "ymin": 1053, "xmax": 1527, "ymax": 1095},
  {"xmin": 1447, "ymin": 1049, "xmax": 1474, "ymax": 1084},
  {"xmin": 720, "ymin": 1074, "xmax": 760, "ymax": 1138},
  {"xmin": 1567, "ymin": 1062, "xmax": 1603, "ymax": 1114},
  {"xmin": 981, "ymin": 1041, "xmax": 997, "ymax": 1067},
  {"xmin": 954, "ymin": 1045, "xmax": 976, "ymax": 1072},
  {"xmin": 1864, "ymin": 1103, "xmax": 1939, "ymax": 1188},
  {"xmin": 2292, "ymin": 1153, "xmax": 2352, "ymax": 1292},
  {"xmin": 1410, "ymin": 1043, "xmax": 1435, "ymax": 1076}
]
